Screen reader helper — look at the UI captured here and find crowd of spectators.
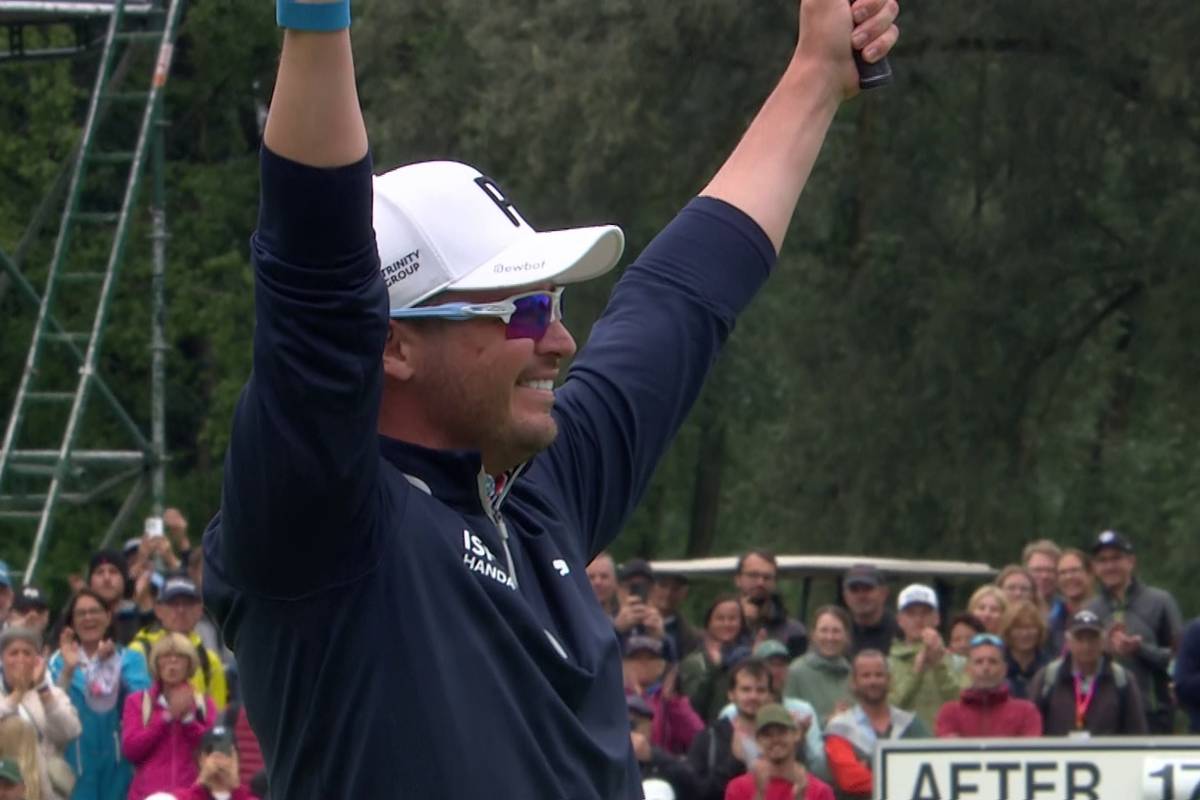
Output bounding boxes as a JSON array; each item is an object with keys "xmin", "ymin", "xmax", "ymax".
[
  {"xmin": 1, "ymin": 514, "xmax": 1198, "ymax": 799},
  {"xmin": 592, "ymin": 531, "xmax": 1199, "ymax": 800},
  {"xmin": 0, "ymin": 509, "xmax": 265, "ymax": 800}
]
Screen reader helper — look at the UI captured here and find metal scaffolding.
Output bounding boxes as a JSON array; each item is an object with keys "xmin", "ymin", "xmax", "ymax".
[{"xmin": 0, "ymin": 0, "xmax": 183, "ymax": 581}]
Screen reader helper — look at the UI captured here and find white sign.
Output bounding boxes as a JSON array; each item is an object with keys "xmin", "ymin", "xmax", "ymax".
[{"xmin": 875, "ymin": 737, "xmax": 1200, "ymax": 800}]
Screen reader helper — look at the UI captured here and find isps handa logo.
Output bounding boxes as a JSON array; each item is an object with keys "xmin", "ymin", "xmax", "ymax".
[{"xmin": 462, "ymin": 529, "xmax": 516, "ymax": 590}]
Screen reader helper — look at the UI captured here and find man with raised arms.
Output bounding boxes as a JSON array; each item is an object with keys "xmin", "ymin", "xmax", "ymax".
[{"xmin": 202, "ymin": 0, "xmax": 899, "ymax": 796}]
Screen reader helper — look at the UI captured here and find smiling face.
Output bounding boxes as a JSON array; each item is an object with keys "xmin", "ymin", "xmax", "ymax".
[
  {"xmin": 812, "ymin": 611, "xmax": 849, "ymax": 658},
  {"xmin": 1, "ymin": 639, "xmax": 37, "ymax": 682},
  {"xmin": 706, "ymin": 600, "xmax": 743, "ymax": 645},
  {"xmin": 999, "ymin": 573, "xmax": 1035, "ymax": 606},
  {"xmin": 383, "ymin": 284, "xmax": 576, "ymax": 473},
  {"xmin": 756, "ymin": 723, "xmax": 800, "ymax": 765},
  {"xmin": 71, "ymin": 595, "xmax": 111, "ymax": 645},
  {"xmin": 1092, "ymin": 548, "xmax": 1135, "ymax": 594},
  {"xmin": 969, "ymin": 593, "xmax": 1005, "ymax": 634},
  {"xmin": 1056, "ymin": 553, "xmax": 1092, "ymax": 603}
]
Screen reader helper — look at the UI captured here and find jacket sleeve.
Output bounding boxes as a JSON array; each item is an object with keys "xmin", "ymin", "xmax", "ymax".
[
  {"xmin": 40, "ymin": 686, "xmax": 82, "ymax": 746},
  {"xmin": 660, "ymin": 695, "xmax": 705, "ymax": 754},
  {"xmin": 122, "ymin": 649, "xmax": 152, "ymax": 692},
  {"xmin": 934, "ymin": 702, "xmax": 958, "ymax": 737},
  {"xmin": 1174, "ymin": 622, "xmax": 1200, "ymax": 709},
  {"xmin": 121, "ymin": 692, "xmax": 168, "ymax": 764},
  {"xmin": 680, "ymin": 654, "xmax": 716, "ymax": 719},
  {"xmin": 803, "ymin": 715, "xmax": 829, "ymax": 782},
  {"xmin": 824, "ymin": 735, "xmax": 873, "ymax": 795},
  {"xmin": 1136, "ymin": 592, "xmax": 1185, "ymax": 670},
  {"xmin": 1019, "ymin": 702, "xmax": 1043, "ymax": 736},
  {"xmin": 888, "ymin": 659, "xmax": 923, "ymax": 709},
  {"xmin": 1123, "ymin": 675, "xmax": 1150, "ymax": 734},
  {"xmin": 929, "ymin": 659, "xmax": 964, "ymax": 703},
  {"xmin": 529, "ymin": 198, "xmax": 775, "ymax": 558},
  {"xmin": 216, "ymin": 147, "xmax": 388, "ymax": 597},
  {"xmin": 205, "ymin": 650, "xmax": 228, "ymax": 710},
  {"xmin": 1027, "ymin": 668, "xmax": 1046, "ymax": 716},
  {"xmin": 181, "ymin": 696, "xmax": 216, "ymax": 749}
]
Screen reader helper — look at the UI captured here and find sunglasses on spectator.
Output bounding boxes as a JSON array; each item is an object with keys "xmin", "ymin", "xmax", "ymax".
[
  {"xmin": 389, "ymin": 288, "xmax": 564, "ymax": 341},
  {"xmin": 969, "ymin": 633, "xmax": 1005, "ymax": 650}
]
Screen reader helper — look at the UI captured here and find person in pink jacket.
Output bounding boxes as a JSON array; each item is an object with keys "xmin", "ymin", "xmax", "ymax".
[
  {"xmin": 121, "ymin": 632, "xmax": 215, "ymax": 800},
  {"xmin": 622, "ymin": 636, "xmax": 704, "ymax": 755}
]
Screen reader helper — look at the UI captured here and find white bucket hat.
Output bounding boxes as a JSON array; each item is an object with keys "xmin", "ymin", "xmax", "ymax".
[{"xmin": 372, "ymin": 161, "xmax": 625, "ymax": 310}]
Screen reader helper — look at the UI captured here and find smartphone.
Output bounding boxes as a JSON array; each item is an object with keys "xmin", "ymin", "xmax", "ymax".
[
  {"xmin": 144, "ymin": 516, "xmax": 164, "ymax": 538},
  {"xmin": 630, "ymin": 582, "xmax": 650, "ymax": 602}
]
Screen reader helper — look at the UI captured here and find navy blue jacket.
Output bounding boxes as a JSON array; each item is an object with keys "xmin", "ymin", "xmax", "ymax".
[
  {"xmin": 203, "ymin": 148, "xmax": 774, "ymax": 799},
  {"xmin": 1176, "ymin": 618, "xmax": 1200, "ymax": 733}
]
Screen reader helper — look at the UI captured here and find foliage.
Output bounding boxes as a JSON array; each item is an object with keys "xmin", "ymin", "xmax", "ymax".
[{"xmin": 1, "ymin": 0, "xmax": 1198, "ymax": 613}]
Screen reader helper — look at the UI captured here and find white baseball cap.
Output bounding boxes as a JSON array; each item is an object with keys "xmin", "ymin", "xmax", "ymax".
[
  {"xmin": 897, "ymin": 583, "xmax": 939, "ymax": 612},
  {"xmin": 372, "ymin": 161, "xmax": 625, "ymax": 310}
]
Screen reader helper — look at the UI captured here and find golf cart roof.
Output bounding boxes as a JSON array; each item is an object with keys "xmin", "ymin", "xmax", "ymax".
[{"xmin": 649, "ymin": 554, "xmax": 997, "ymax": 581}]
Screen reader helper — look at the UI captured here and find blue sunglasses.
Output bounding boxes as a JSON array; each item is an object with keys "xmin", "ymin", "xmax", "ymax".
[{"xmin": 389, "ymin": 288, "xmax": 564, "ymax": 341}]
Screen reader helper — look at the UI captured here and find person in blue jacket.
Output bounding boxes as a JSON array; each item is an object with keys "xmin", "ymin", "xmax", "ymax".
[
  {"xmin": 202, "ymin": 0, "xmax": 899, "ymax": 797},
  {"xmin": 49, "ymin": 589, "xmax": 150, "ymax": 800}
]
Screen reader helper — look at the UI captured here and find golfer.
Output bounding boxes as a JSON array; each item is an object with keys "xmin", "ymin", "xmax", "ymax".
[{"xmin": 203, "ymin": 0, "xmax": 899, "ymax": 797}]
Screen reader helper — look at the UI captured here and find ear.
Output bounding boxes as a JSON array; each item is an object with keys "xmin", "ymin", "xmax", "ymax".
[{"xmin": 382, "ymin": 321, "xmax": 420, "ymax": 383}]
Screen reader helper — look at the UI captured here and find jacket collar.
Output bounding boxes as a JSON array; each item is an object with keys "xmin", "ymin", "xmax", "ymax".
[
  {"xmin": 961, "ymin": 684, "xmax": 1011, "ymax": 707},
  {"xmin": 379, "ymin": 435, "xmax": 490, "ymax": 513}
]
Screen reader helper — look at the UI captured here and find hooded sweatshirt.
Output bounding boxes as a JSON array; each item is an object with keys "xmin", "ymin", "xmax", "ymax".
[
  {"xmin": 887, "ymin": 642, "xmax": 966, "ymax": 731},
  {"xmin": 934, "ymin": 685, "xmax": 1042, "ymax": 738},
  {"xmin": 784, "ymin": 652, "xmax": 851, "ymax": 726}
]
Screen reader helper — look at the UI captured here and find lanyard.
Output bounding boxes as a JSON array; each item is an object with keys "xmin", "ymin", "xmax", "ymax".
[{"xmin": 1072, "ymin": 672, "xmax": 1098, "ymax": 730}]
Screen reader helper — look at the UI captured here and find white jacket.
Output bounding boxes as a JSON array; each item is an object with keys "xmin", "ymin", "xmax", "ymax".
[{"xmin": 0, "ymin": 683, "xmax": 82, "ymax": 799}]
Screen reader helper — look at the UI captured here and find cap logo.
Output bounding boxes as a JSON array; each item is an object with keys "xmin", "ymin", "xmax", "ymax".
[
  {"xmin": 474, "ymin": 176, "xmax": 522, "ymax": 228},
  {"xmin": 382, "ymin": 249, "xmax": 421, "ymax": 288},
  {"xmin": 492, "ymin": 260, "xmax": 545, "ymax": 275}
]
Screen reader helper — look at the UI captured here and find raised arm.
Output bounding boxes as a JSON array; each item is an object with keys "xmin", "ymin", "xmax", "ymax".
[
  {"xmin": 531, "ymin": 0, "xmax": 899, "ymax": 557},
  {"xmin": 701, "ymin": 0, "xmax": 898, "ymax": 252},
  {"xmin": 264, "ymin": 4, "xmax": 366, "ymax": 167},
  {"xmin": 212, "ymin": 1, "xmax": 386, "ymax": 597}
]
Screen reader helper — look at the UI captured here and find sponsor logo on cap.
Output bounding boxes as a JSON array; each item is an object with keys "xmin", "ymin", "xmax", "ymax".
[
  {"xmin": 382, "ymin": 249, "xmax": 421, "ymax": 288},
  {"xmin": 492, "ymin": 260, "xmax": 546, "ymax": 274}
]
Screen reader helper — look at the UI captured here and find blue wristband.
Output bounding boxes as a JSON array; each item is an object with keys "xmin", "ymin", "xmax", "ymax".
[{"xmin": 277, "ymin": 0, "xmax": 351, "ymax": 32}]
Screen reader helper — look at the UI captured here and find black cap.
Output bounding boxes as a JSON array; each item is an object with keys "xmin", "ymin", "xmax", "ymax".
[
  {"xmin": 158, "ymin": 574, "xmax": 200, "ymax": 603},
  {"xmin": 1091, "ymin": 530, "xmax": 1134, "ymax": 555},
  {"xmin": 201, "ymin": 725, "xmax": 236, "ymax": 755},
  {"xmin": 623, "ymin": 635, "xmax": 665, "ymax": 659},
  {"xmin": 1068, "ymin": 609, "xmax": 1104, "ymax": 634},
  {"xmin": 626, "ymin": 694, "xmax": 654, "ymax": 719},
  {"xmin": 12, "ymin": 585, "xmax": 48, "ymax": 613},
  {"xmin": 617, "ymin": 558, "xmax": 654, "ymax": 583},
  {"xmin": 844, "ymin": 564, "xmax": 884, "ymax": 588},
  {"xmin": 88, "ymin": 549, "xmax": 129, "ymax": 581}
]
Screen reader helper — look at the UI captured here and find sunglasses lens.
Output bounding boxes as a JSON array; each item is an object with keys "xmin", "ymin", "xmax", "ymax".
[{"xmin": 505, "ymin": 293, "xmax": 555, "ymax": 340}]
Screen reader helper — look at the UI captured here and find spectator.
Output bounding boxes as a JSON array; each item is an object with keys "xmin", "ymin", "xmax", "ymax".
[
  {"xmin": 719, "ymin": 641, "xmax": 828, "ymax": 782},
  {"xmin": 686, "ymin": 659, "xmax": 771, "ymax": 800},
  {"xmin": 995, "ymin": 565, "xmax": 1040, "ymax": 612},
  {"xmin": 734, "ymin": 551, "xmax": 806, "ymax": 658},
  {"xmin": 1000, "ymin": 600, "xmax": 1049, "ymax": 700},
  {"xmin": 1048, "ymin": 548, "xmax": 1096, "ymax": 653},
  {"xmin": 934, "ymin": 634, "xmax": 1041, "ymax": 737},
  {"xmin": 7, "ymin": 590, "xmax": 50, "ymax": 644},
  {"xmin": 946, "ymin": 614, "xmax": 985, "ymax": 659},
  {"xmin": 965, "ymin": 585, "xmax": 1007, "ymax": 635},
  {"xmin": 224, "ymin": 703, "xmax": 264, "ymax": 792},
  {"xmin": 48, "ymin": 589, "xmax": 151, "ymax": 800},
  {"xmin": 887, "ymin": 585, "xmax": 964, "ymax": 731},
  {"xmin": 0, "ymin": 563, "xmax": 12, "ymax": 627},
  {"xmin": 122, "ymin": 633, "xmax": 215, "ymax": 800},
  {"xmin": 0, "ymin": 628, "xmax": 81, "ymax": 800},
  {"xmin": 0, "ymin": 758, "xmax": 25, "ymax": 800},
  {"xmin": 0, "ymin": 716, "xmax": 41, "ymax": 800},
  {"xmin": 614, "ymin": 560, "xmax": 674, "ymax": 660},
  {"xmin": 681, "ymin": 595, "xmax": 748, "ymax": 722},
  {"xmin": 584, "ymin": 552, "xmax": 619, "ymax": 617},
  {"xmin": 86, "ymin": 550, "xmax": 147, "ymax": 647},
  {"xmin": 721, "ymin": 704, "xmax": 834, "ymax": 800},
  {"xmin": 623, "ymin": 636, "xmax": 703, "ymax": 756},
  {"xmin": 131, "ymin": 576, "xmax": 227, "ymax": 710},
  {"xmin": 784, "ymin": 606, "xmax": 852, "ymax": 727},
  {"xmin": 652, "ymin": 574, "xmax": 702, "ymax": 659},
  {"xmin": 1085, "ymin": 529, "xmax": 1183, "ymax": 734},
  {"xmin": 1175, "ymin": 617, "xmax": 1200, "ymax": 733},
  {"xmin": 169, "ymin": 725, "xmax": 256, "ymax": 800},
  {"xmin": 1022, "ymin": 540, "xmax": 1062, "ymax": 610},
  {"xmin": 628, "ymin": 695, "xmax": 700, "ymax": 800},
  {"xmin": 1030, "ymin": 610, "xmax": 1147, "ymax": 735},
  {"xmin": 841, "ymin": 565, "xmax": 901, "ymax": 657},
  {"xmin": 825, "ymin": 650, "xmax": 929, "ymax": 800}
]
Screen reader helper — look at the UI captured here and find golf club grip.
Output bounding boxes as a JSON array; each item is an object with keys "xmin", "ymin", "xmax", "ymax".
[{"xmin": 854, "ymin": 49, "xmax": 893, "ymax": 90}]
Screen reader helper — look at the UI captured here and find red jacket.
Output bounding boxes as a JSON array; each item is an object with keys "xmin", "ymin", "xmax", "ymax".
[
  {"xmin": 724, "ymin": 772, "xmax": 835, "ymax": 800},
  {"xmin": 233, "ymin": 704, "xmax": 265, "ymax": 787},
  {"xmin": 935, "ymin": 685, "xmax": 1042, "ymax": 738}
]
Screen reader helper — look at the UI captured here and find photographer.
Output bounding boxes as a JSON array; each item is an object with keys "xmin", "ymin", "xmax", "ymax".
[{"xmin": 614, "ymin": 561, "xmax": 677, "ymax": 662}]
